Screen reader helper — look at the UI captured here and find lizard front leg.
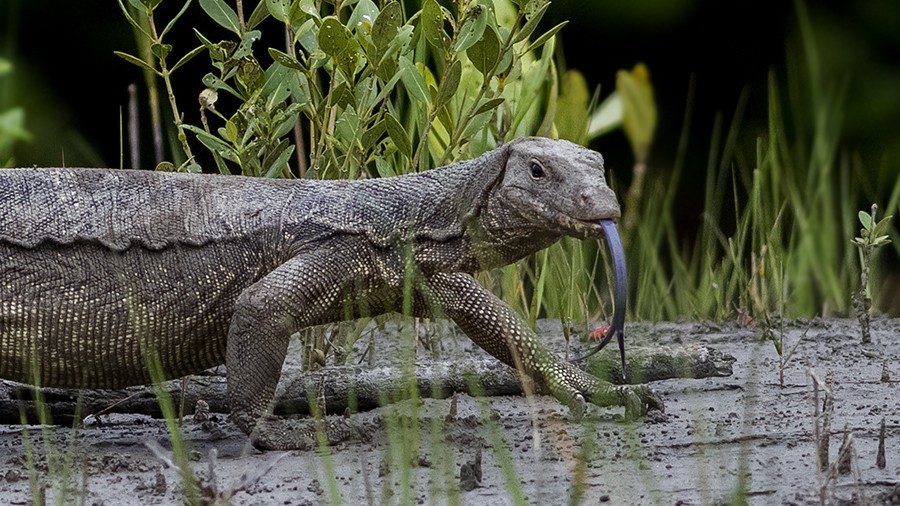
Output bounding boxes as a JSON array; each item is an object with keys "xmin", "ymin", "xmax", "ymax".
[
  {"xmin": 226, "ymin": 240, "xmax": 374, "ymax": 451},
  {"xmin": 425, "ymin": 273, "xmax": 664, "ymax": 419}
]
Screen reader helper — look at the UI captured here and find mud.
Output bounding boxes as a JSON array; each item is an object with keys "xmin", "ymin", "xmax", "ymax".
[{"xmin": 1, "ymin": 318, "xmax": 898, "ymax": 505}]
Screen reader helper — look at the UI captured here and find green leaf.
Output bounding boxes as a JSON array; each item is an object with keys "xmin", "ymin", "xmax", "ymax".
[
  {"xmin": 587, "ymin": 91, "xmax": 623, "ymax": 140},
  {"xmin": 873, "ymin": 215, "xmax": 893, "ymax": 237},
  {"xmin": 525, "ymin": 20, "xmax": 568, "ymax": 53},
  {"xmin": 272, "ymin": 103, "xmax": 303, "ymax": 137},
  {"xmin": 473, "ymin": 97, "xmax": 504, "ymax": 116},
  {"xmin": 467, "ymin": 27, "xmax": 499, "ymax": 78},
  {"xmin": 374, "ymin": 155, "xmax": 397, "ymax": 177},
  {"xmin": 524, "ymin": 0, "xmax": 549, "ymax": 20},
  {"xmin": 170, "ymin": 45, "xmax": 206, "ymax": 72},
  {"xmin": 347, "ymin": 0, "xmax": 380, "ymax": 34},
  {"xmin": 554, "ymin": 69, "xmax": 590, "ymax": 143},
  {"xmin": 373, "ymin": 1, "xmax": 403, "ymax": 55},
  {"xmin": 399, "ymin": 56, "xmax": 430, "ymax": 105},
  {"xmin": 617, "ymin": 63, "xmax": 656, "ymax": 164},
  {"xmin": 319, "ymin": 17, "xmax": 360, "ymax": 78},
  {"xmin": 421, "ymin": 0, "xmax": 449, "ymax": 51},
  {"xmin": 224, "ymin": 120, "xmax": 238, "ymax": 143},
  {"xmin": 150, "ymin": 43, "xmax": 173, "ymax": 61},
  {"xmin": 455, "ymin": 4, "xmax": 488, "ymax": 53},
  {"xmin": 462, "ymin": 103, "xmax": 494, "ymax": 138},
  {"xmin": 266, "ymin": 0, "xmax": 291, "ymax": 23},
  {"xmin": 495, "ymin": 28, "xmax": 513, "ymax": 75},
  {"xmin": 354, "ymin": 76, "xmax": 379, "ymax": 115},
  {"xmin": 247, "ymin": 0, "xmax": 271, "ymax": 30},
  {"xmin": 194, "ymin": 29, "xmax": 220, "ymax": 54},
  {"xmin": 263, "ymin": 140, "xmax": 294, "ymax": 178},
  {"xmin": 232, "ymin": 30, "xmax": 261, "ymax": 60},
  {"xmin": 362, "ymin": 120, "xmax": 386, "ymax": 150},
  {"xmin": 319, "ymin": 17, "xmax": 351, "ymax": 58},
  {"xmin": 872, "ymin": 235, "xmax": 892, "ymax": 247},
  {"xmin": 202, "ymin": 72, "xmax": 242, "ymax": 98},
  {"xmin": 374, "ymin": 20, "xmax": 412, "ymax": 81},
  {"xmin": 858, "ymin": 210, "xmax": 873, "ymax": 231},
  {"xmin": 199, "ymin": 0, "xmax": 241, "ymax": 34},
  {"xmin": 331, "ymin": 82, "xmax": 357, "ymax": 110},
  {"xmin": 435, "ymin": 60, "xmax": 462, "ymax": 108},
  {"xmin": 268, "ymin": 47, "xmax": 305, "ymax": 71},
  {"xmin": 182, "ymin": 124, "xmax": 238, "ymax": 161},
  {"xmin": 513, "ymin": 1, "xmax": 549, "ymax": 44},
  {"xmin": 380, "ymin": 23, "xmax": 414, "ymax": 64},
  {"xmin": 116, "ymin": 0, "xmax": 152, "ymax": 39},
  {"xmin": 385, "ymin": 113, "xmax": 412, "ymax": 159},
  {"xmin": 295, "ymin": 18, "xmax": 319, "ymax": 53},
  {"xmin": 263, "ymin": 63, "xmax": 303, "ymax": 105},
  {"xmin": 161, "ymin": 0, "xmax": 195, "ymax": 39},
  {"xmin": 437, "ymin": 104, "xmax": 454, "ymax": 134},
  {"xmin": 334, "ymin": 107, "xmax": 361, "ymax": 147},
  {"xmin": 114, "ymin": 51, "xmax": 161, "ymax": 76},
  {"xmin": 373, "ymin": 66, "xmax": 405, "ymax": 105}
]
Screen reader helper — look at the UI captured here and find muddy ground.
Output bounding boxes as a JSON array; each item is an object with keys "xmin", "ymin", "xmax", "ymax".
[{"xmin": 1, "ymin": 318, "xmax": 898, "ymax": 505}]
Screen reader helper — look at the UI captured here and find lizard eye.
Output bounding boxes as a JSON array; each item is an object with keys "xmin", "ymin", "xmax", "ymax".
[{"xmin": 530, "ymin": 161, "xmax": 545, "ymax": 179}]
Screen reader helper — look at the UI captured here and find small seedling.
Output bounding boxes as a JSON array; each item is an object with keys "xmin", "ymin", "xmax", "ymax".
[{"xmin": 851, "ymin": 204, "xmax": 893, "ymax": 344}]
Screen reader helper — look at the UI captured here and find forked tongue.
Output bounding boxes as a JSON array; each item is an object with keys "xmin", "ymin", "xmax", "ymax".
[{"xmin": 572, "ymin": 219, "xmax": 627, "ymax": 380}]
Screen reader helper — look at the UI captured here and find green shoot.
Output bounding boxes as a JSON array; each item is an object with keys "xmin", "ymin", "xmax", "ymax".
[{"xmin": 851, "ymin": 204, "xmax": 893, "ymax": 343}]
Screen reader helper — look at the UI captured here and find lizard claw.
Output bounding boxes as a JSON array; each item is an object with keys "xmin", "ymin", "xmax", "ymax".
[
  {"xmin": 570, "ymin": 393, "xmax": 586, "ymax": 421},
  {"xmin": 549, "ymin": 363, "xmax": 664, "ymax": 421},
  {"xmin": 617, "ymin": 384, "xmax": 665, "ymax": 420}
]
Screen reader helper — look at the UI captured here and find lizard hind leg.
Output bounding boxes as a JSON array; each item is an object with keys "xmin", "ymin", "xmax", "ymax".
[{"xmin": 225, "ymin": 244, "xmax": 373, "ymax": 451}]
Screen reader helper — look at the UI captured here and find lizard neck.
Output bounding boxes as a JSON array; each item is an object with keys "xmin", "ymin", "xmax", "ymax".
[{"xmin": 467, "ymin": 204, "xmax": 562, "ymax": 269}]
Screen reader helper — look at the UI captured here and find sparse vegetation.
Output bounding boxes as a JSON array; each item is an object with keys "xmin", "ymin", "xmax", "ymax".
[{"xmin": 851, "ymin": 204, "xmax": 893, "ymax": 343}]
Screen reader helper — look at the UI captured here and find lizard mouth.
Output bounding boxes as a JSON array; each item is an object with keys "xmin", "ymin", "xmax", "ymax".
[
  {"xmin": 542, "ymin": 207, "xmax": 618, "ymax": 238},
  {"xmin": 571, "ymin": 219, "xmax": 627, "ymax": 380}
]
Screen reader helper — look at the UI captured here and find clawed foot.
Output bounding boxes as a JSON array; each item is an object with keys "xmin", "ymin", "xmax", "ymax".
[
  {"xmin": 249, "ymin": 415, "xmax": 366, "ymax": 451},
  {"xmin": 547, "ymin": 363, "xmax": 665, "ymax": 422},
  {"xmin": 605, "ymin": 383, "xmax": 665, "ymax": 421}
]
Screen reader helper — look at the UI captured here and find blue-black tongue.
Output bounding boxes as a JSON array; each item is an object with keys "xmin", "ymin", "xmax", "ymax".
[{"xmin": 572, "ymin": 219, "xmax": 627, "ymax": 381}]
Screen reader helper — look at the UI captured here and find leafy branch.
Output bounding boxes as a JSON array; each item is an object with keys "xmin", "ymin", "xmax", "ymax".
[{"xmin": 115, "ymin": 0, "xmax": 205, "ymax": 171}]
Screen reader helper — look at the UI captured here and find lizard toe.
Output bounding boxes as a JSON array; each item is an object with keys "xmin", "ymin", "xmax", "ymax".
[
  {"xmin": 249, "ymin": 415, "xmax": 364, "ymax": 451},
  {"xmin": 569, "ymin": 393, "xmax": 586, "ymax": 421}
]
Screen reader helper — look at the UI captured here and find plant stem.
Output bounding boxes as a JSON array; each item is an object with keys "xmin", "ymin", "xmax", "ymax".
[
  {"xmin": 439, "ymin": 12, "xmax": 524, "ymax": 166},
  {"xmin": 147, "ymin": 14, "xmax": 195, "ymax": 168},
  {"xmin": 855, "ymin": 204, "xmax": 877, "ymax": 344}
]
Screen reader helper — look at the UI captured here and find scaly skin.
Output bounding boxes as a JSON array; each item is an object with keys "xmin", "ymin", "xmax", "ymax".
[{"xmin": 0, "ymin": 137, "xmax": 662, "ymax": 450}]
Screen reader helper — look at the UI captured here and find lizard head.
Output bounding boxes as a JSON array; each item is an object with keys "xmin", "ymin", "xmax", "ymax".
[
  {"xmin": 486, "ymin": 137, "xmax": 629, "ymax": 375},
  {"xmin": 491, "ymin": 136, "xmax": 619, "ymax": 240}
]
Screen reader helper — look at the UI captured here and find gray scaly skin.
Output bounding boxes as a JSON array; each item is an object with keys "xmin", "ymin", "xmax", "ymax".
[{"xmin": 0, "ymin": 137, "xmax": 662, "ymax": 450}]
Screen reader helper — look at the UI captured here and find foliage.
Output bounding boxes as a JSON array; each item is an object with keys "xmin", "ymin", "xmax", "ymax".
[
  {"xmin": 0, "ymin": 58, "xmax": 31, "ymax": 167},
  {"xmin": 115, "ymin": 0, "xmax": 582, "ymax": 179}
]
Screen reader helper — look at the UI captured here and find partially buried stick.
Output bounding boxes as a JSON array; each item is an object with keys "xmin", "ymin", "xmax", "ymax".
[{"xmin": 571, "ymin": 219, "xmax": 627, "ymax": 380}]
